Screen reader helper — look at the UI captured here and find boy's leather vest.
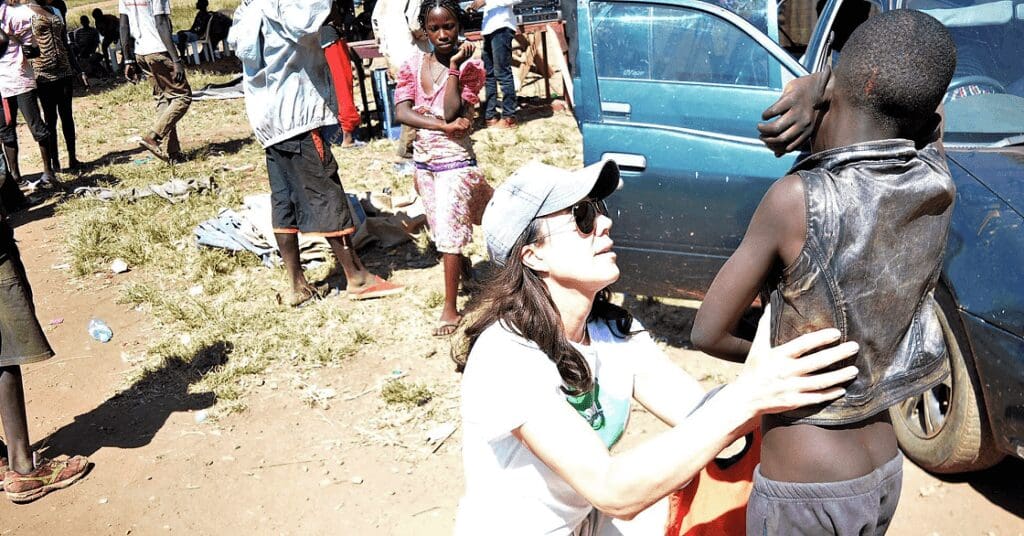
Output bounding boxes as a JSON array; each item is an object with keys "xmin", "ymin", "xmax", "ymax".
[{"xmin": 768, "ymin": 139, "xmax": 955, "ymax": 425}]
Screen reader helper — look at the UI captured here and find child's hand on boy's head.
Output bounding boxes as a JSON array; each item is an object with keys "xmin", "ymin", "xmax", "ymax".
[
  {"xmin": 450, "ymin": 42, "xmax": 476, "ymax": 69},
  {"xmin": 758, "ymin": 65, "xmax": 832, "ymax": 157}
]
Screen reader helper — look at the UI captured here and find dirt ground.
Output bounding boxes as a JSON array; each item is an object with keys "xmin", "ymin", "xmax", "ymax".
[{"xmin": 3, "ymin": 206, "xmax": 1021, "ymax": 535}]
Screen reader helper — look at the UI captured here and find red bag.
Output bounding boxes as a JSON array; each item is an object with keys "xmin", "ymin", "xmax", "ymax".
[{"xmin": 665, "ymin": 428, "xmax": 762, "ymax": 536}]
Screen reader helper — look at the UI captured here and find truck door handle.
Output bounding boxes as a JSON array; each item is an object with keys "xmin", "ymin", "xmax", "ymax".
[
  {"xmin": 601, "ymin": 152, "xmax": 647, "ymax": 171},
  {"xmin": 601, "ymin": 101, "xmax": 631, "ymax": 115}
]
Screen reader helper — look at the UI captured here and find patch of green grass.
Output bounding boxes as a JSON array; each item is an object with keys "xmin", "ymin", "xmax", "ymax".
[
  {"xmin": 381, "ymin": 379, "xmax": 435, "ymax": 408},
  {"xmin": 423, "ymin": 290, "xmax": 444, "ymax": 309}
]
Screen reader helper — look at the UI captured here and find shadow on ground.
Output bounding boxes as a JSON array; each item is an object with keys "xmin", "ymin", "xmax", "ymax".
[
  {"xmin": 36, "ymin": 341, "xmax": 231, "ymax": 458},
  {"xmin": 187, "ymin": 135, "xmax": 256, "ymax": 161},
  {"xmin": 924, "ymin": 456, "xmax": 1024, "ymax": 517}
]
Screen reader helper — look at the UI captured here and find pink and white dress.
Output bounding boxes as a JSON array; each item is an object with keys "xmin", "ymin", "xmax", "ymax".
[{"xmin": 395, "ymin": 51, "xmax": 493, "ymax": 255}]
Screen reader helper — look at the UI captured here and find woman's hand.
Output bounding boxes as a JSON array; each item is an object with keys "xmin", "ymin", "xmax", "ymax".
[
  {"xmin": 450, "ymin": 42, "xmax": 475, "ymax": 70},
  {"xmin": 442, "ymin": 117, "xmax": 471, "ymax": 138},
  {"xmin": 732, "ymin": 303, "xmax": 859, "ymax": 416},
  {"xmin": 757, "ymin": 64, "xmax": 832, "ymax": 157}
]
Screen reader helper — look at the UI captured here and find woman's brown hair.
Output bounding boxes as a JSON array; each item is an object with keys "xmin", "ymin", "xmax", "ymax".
[{"xmin": 456, "ymin": 220, "xmax": 636, "ymax": 396}]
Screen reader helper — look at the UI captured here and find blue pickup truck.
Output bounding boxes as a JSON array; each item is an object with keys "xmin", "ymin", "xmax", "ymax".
[{"xmin": 570, "ymin": 0, "xmax": 1024, "ymax": 473}]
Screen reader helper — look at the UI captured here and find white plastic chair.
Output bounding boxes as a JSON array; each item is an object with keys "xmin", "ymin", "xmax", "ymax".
[{"xmin": 198, "ymin": 10, "xmax": 234, "ymax": 62}]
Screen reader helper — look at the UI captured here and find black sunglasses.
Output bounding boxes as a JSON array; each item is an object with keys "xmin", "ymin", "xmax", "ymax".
[
  {"xmin": 571, "ymin": 199, "xmax": 608, "ymax": 235},
  {"xmin": 532, "ymin": 199, "xmax": 608, "ymax": 243}
]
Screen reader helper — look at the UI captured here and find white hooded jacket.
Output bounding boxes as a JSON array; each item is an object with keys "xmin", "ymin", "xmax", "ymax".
[{"xmin": 227, "ymin": 0, "xmax": 338, "ymax": 148}]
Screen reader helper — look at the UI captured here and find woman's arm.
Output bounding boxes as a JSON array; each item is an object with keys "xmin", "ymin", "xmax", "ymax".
[
  {"xmin": 631, "ymin": 333, "xmax": 705, "ymax": 427},
  {"xmin": 519, "ymin": 308, "xmax": 858, "ymax": 519}
]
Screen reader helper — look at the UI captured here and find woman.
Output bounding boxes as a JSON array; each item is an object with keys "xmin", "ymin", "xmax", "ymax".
[
  {"xmin": 455, "ymin": 160, "xmax": 860, "ymax": 535},
  {"xmin": 0, "ymin": 0, "xmax": 62, "ymax": 189},
  {"xmin": 27, "ymin": 0, "xmax": 82, "ymax": 171}
]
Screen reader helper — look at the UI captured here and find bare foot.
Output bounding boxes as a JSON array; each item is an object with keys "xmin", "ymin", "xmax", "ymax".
[{"xmin": 277, "ymin": 284, "xmax": 327, "ymax": 308}]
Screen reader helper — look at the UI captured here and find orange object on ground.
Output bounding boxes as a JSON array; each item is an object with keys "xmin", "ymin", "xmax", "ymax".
[
  {"xmin": 323, "ymin": 39, "xmax": 362, "ymax": 134},
  {"xmin": 665, "ymin": 428, "xmax": 762, "ymax": 536}
]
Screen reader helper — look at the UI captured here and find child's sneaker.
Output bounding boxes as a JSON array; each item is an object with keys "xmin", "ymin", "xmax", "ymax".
[{"xmin": 4, "ymin": 455, "xmax": 88, "ymax": 503}]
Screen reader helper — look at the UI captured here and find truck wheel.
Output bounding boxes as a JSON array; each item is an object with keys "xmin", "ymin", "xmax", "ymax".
[{"xmin": 889, "ymin": 305, "xmax": 1004, "ymax": 473}]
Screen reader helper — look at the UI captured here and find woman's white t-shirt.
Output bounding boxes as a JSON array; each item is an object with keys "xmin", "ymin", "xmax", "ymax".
[{"xmin": 455, "ymin": 318, "xmax": 665, "ymax": 535}]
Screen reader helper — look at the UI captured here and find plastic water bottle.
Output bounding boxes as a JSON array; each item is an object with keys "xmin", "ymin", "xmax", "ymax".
[{"xmin": 88, "ymin": 318, "xmax": 113, "ymax": 343}]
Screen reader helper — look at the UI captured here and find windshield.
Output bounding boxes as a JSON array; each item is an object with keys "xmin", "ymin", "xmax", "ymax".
[{"xmin": 903, "ymin": 0, "xmax": 1024, "ymax": 145}]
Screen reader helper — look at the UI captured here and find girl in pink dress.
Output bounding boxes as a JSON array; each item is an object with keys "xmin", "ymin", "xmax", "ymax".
[{"xmin": 395, "ymin": 0, "xmax": 493, "ymax": 337}]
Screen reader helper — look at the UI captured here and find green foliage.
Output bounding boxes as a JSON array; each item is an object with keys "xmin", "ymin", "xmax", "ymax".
[{"xmin": 381, "ymin": 379, "xmax": 435, "ymax": 407}]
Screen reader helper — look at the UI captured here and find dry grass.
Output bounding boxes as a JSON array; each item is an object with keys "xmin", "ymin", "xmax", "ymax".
[
  {"xmin": 65, "ymin": 0, "xmax": 242, "ymax": 34},
  {"xmin": 49, "ymin": 58, "xmax": 582, "ymax": 416}
]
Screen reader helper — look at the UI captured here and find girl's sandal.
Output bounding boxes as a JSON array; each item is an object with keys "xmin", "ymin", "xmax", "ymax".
[{"xmin": 4, "ymin": 455, "xmax": 89, "ymax": 503}]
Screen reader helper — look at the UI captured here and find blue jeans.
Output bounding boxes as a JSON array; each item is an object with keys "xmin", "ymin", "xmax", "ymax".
[{"xmin": 483, "ymin": 27, "xmax": 516, "ymax": 119}]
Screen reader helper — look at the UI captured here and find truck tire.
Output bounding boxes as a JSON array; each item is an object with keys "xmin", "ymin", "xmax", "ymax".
[{"xmin": 890, "ymin": 305, "xmax": 1004, "ymax": 473}]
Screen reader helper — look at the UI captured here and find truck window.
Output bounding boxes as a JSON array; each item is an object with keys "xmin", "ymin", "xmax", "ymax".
[{"xmin": 592, "ymin": 1, "xmax": 787, "ymax": 88}]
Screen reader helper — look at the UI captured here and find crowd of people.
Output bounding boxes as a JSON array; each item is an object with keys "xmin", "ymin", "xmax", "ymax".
[{"xmin": 0, "ymin": 2, "xmax": 965, "ymax": 535}]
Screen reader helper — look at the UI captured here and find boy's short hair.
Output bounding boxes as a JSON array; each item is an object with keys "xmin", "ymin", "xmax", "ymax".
[{"xmin": 834, "ymin": 9, "xmax": 956, "ymax": 135}]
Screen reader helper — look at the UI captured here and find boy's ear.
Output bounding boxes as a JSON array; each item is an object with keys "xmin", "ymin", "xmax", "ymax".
[{"xmin": 820, "ymin": 66, "xmax": 836, "ymax": 107}]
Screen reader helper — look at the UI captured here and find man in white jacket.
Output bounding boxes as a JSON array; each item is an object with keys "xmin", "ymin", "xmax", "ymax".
[{"xmin": 228, "ymin": 0, "xmax": 403, "ymax": 305}]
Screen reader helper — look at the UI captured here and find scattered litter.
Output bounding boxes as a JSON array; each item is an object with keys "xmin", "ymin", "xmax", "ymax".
[
  {"xmin": 425, "ymin": 422, "xmax": 456, "ymax": 444},
  {"xmin": 426, "ymin": 422, "xmax": 458, "ymax": 454},
  {"xmin": 194, "ymin": 410, "xmax": 208, "ymax": 424},
  {"xmin": 87, "ymin": 318, "xmax": 113, "ymax": 343},
  {"xmin": 75, "ymin": 176, "xmax": 216, "ymax": 204},
  {"xmin": 302, "ymin": 386, "xmax": 337, "ymax": 409},
  {"xmin": 350, "ymin": 476, "xmax": 364, "ymax": 485},
  {"xmin": 133, "ymin": 156, "xmax": 154, "ymax": 165},
  {"xmin": 411, "ymin": 506, "xmax": 441, "ymax": 517},
  {"xmin": 179, "ymin": 333, "xmax": 192, "ymax": 346},
  {"xmin": 391, "ymin": 369, "xmax": 404, "ymax": 377},
  {"xmin": 49, "ymin": 317, "xmax": 63, "ymax": 326},
  {"xmin": 110, "ymin": 258, "xmax": 129, "ymax": 274},
  {"xmin": 98, "ymin": 497, "xmax": 108, "ymax": 504},
  {"xmin": 188, "ymin": 285, "xmax": 204, "ymax": 296},
  {"xmin": 50, "ymin": 263, "xmax": 70, "ymax": 270},
  {"xmin": 393, "ymin": 161, "xmax": 415, "ymax": 176},
  {"xmin": 220, "ymin": 163, "xmax": 256, "ymax": 173}
]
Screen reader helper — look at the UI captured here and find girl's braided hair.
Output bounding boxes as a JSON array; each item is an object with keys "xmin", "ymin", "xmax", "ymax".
[{"xmin": 417, "ymin": 0, "xmax": 465, "ymax": 30}]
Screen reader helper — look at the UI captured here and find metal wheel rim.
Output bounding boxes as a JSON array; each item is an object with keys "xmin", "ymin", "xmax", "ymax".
[
  {"xmin": 898, "ymin": 377, "xmax": 952, "ymax": 440},
  {"xmin": 896, "ymin": 309, "xmax": 956, "ymax": 440}
]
